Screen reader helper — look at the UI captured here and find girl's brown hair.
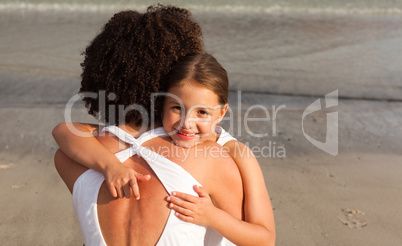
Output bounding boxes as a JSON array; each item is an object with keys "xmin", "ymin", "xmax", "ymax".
[{"xmin": 161, "ymin": 53, "xmax": 229, "ymax": 105}]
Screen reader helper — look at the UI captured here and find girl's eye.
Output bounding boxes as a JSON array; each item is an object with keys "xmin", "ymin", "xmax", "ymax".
[
  {"xmin": 198, "ymin": 110, "xmax": 209, "ymax": 116},
  {"xmin": 172, "ymin": 106, "xmax": 182, "ymax": 112}
]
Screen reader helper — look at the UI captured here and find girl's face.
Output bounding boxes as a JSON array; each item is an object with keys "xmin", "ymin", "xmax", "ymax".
[{"xmin": 162, "ymin": 81, "xmax": 228, "ymax": 148}]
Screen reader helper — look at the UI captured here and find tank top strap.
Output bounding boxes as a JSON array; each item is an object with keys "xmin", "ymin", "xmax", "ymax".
[
  {"xmin": 101, "ymin": 125, "xmax": 138, "ymax": 145},
  {"xmin": 215, "ymin": 126, "xmax": 237, "ymax": 146},
  {"xmin": 135, "ymin": 145, "xmax": 202, "ymax": 195},
  {"xmin": 136, "ymin": 127, "xmax": 168, "ymax": 145},
  {"xmin": 101, "ymin": 125, "xmax": 143, "ymax": 163}
]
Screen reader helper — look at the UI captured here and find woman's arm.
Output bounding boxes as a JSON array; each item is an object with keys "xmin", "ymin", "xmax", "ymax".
[
  {"xmin": 168, "ymin": 141, "xmax": 275, "ymax": 246},
  {"xmin": 52, "ymin": 122, "xmax": 150, "ymax": 199}
]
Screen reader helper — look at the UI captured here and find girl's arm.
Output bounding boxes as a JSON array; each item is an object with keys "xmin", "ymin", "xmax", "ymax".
[
  {"xmin": 167, "ymin": 141, "xmax": 275, "ymax": 246},
  {"xmin": 52, "ymin": 122, "xmax": 150, "ymax": 199}
]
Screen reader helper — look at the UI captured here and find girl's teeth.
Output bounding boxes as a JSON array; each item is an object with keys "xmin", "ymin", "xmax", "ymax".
[{"xmin": 178, "ymin": 130, "xmax": 195, "ymax": 136}]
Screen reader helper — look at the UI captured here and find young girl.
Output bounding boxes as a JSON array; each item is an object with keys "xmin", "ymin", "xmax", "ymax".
[
  {"xmin": 158, "ymin": 53, "xmax": 275, "ymax": 246},
  {"xmin": 54, "ymin": 53, "xmax": 275, "ymax": 246}
]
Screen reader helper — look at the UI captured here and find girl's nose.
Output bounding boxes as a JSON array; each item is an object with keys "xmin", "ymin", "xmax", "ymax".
[
  {"xmin": 183, "ymin": 114, "xmax": 192, "ymax": 129},
  {"xmin": 182, "ymin": 110, "xmax": 197, "ymax": 129}
]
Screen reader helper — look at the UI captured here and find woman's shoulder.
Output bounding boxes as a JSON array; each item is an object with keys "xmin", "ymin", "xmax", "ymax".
[
  {"xmin": 195, "ymin": 141, "xmax": 240, "ymax": 180},
  {"xmin": 223, "ymin": 140, "xmax": 254, "ymax": 159},
  {"xmin": 197, "ymin": 140, "xmax": 232, "ymax": 160}
]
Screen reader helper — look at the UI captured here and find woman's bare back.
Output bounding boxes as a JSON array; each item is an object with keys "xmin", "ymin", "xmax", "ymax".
[{"xmin": 96, "ymin": 135, "xmax": 171, "ymax": 245}]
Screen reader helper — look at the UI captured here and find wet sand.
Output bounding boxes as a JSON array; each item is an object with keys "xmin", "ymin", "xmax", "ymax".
[{"xmin": 1, "ymin": 9, "xmax": 401, "ymax": 246}]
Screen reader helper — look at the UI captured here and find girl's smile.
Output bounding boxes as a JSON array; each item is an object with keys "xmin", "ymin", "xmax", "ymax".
[{"xmin": 175, "ymin": 128, "xmax": 199, "ymax": 140}]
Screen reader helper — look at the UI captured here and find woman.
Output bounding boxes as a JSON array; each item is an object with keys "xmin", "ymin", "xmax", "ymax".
[{"xmin": 55, "ymin": 5, "xmax": 243, "ymax": 246}]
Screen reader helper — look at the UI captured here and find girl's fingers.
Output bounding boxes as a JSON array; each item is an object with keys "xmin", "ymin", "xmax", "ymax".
[
  {"xmin": 136, "ymin": 173, "xmax": 151, "ymax": 181},
  {"xmin": 122, "ymin": 183, "xmax": 132, "ymax": 199},
  {"xmin": 167, "ymin": 196, "xmax": 195, "ymax": 209},
  {"xmin": 172, "ymin": 191, "xmax": 198, "ymax": 203},
  {"xmin": 116, "ymin": 187, "xmax": 123, "ymax": 198},
  {"xmin": 130, "ymin": 179, "xmax": 140, "ymax": 200},
  {"xmin": 169, "ymin": 203, "xmax": 193, "ymax": 216},
  {"xmin": 174, "ymin": 211, "xmax": 195, "ymax": 223},
  {"xmin": 107, "ymin": 184, "xmax": 118, "ymax": 198},
  {"xmin": 193, "ymin": 185, "xmax": 208, "ymax": 197}
]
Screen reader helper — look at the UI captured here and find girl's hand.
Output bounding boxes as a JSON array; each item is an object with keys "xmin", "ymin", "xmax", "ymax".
[
  {"xmin": 167, "ymin": 185, "xmax": 217, "ymax": 226},
  {"xmin": 103, "ymin": 164, "xmax": 151, "ymax": 199}
]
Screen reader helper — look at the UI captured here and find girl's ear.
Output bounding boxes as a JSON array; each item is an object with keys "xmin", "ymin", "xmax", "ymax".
[
  {"xmin": 217, "ymin": 103, "xmax": 229, "ymax": 124},
  {"xmin": 221, "ymin": 103, "xmax": 229, "ymax": 117}
]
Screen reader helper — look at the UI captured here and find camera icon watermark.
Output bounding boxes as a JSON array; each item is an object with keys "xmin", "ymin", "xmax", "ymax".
[{"xmin": 302, "ymin": 90, "xmax": 338, "ymax": 156}]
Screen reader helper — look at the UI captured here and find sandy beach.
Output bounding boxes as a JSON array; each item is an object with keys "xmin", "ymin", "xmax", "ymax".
[{"xmin": 1, "ymin": 7, "xmax": 402, "ymax": 246}]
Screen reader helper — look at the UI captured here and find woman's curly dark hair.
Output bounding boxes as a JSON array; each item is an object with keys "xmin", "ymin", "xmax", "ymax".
[{"xmin": 79, "ymin": 4, "xmax": 204, "ymax": 126}]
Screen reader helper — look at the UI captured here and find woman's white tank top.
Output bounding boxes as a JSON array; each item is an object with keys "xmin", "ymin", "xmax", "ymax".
[{"xmin": 72, "ymin": 126, "xmax": 236, "ymax": 246}]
